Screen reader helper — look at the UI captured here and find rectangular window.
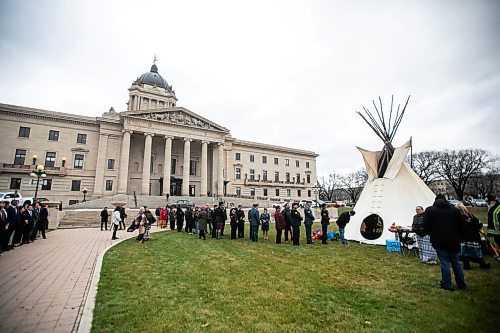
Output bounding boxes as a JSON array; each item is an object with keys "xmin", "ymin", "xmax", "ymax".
[
  {"xmin": 274, "ymin": 157, "xmax": 279, "ymax": 165},
  {"xmin": 71, "ymin": 180, "xmax": 81, "ymax": 191},
  {"xmin": 250, "ymin": 154, "xmax": 255, "ymax": 162},
  {"xmin": 10, "ymin": 178, "xmax": 21, "ymax": 190},
  {"xmin": 263, "ymin": 188, "xmax": 268, "ymax": 196},
  {"xmin": 296, "ymin": 173, "xmax": 301, "ymax": 184},
  {"xmin": 274, "ymin": 171, "xmax": 279, "ymax": 182},
  {"xmin": 235, "ymin": 152, "xmax": 241, "ymax": 161},
  {"xmin": 297, "ymin": 189, "xmax": 302, "ymax": 197},
  {"xmin": 41, "ymin": 179, "xmax": 52, "ymax": 190},
  {"xmin": 308, "ymin": 190, "xmax": 312, "ymax": 197},
  {"xmin": 171, "ymin": 159, "xmax": 177, "ymax": 174},
  {"xmin": 249, "ymin": 169, "xmax": 255, "ymax": 181},
  {"xmin": 19, "ymin": 126, "xmax": 30, "ymax": 138},
  {"xmin": 250, "ymin": 188, "xmax": 255, "ymax": 196},
  {"xmin": 76, "ymin": 133, "xmax": 87, "ymax": 144},
  {"xmin": 105, "ymin": 180, "xmax": 113, "ymax": 191},
  {"xmin": 151, "ymin": 156, "xmax": 154, "ymax": 173},
  {"xmin": 107, "ymin": 159, "xmax": 115, "ymax": 170},
  {"xmin": 296, "ymin": 160, "xmax": 300, "ymax": 167},
  {"xmin": 262, "ymin": 170, "xmax": 267, "ymax": 181},
  {"xmin": 286, "ymin": 172, "xmax": 290, "ymax": 183},
  {"xmin": 235, "ymin": 167, "xmax": 241, "ymax": 180},
  {"xmin": 74, "ymin": 154, "xmax": 84, "ymax": 169},
  {"xmin": 45, "ymin": 152, "xmax": 56, "ymax": 167},
  {"xmin": 306, "ymin": 161, "xmax": 310, "ymax": 169},
  {"xmin": 14, "ymin": 149, "xmax": 26, "ymax": 165},
  {"xmin": 69, "ymin": 200, "xmax": 79, "ymax": 205},
  {"xmin": 189, "ymin": 160, "xmax": 197, "ymax": 176},
  {"xmin": 262, "ymin": 156, "xmax": 267, "ymax": 164},
  {"xmin": 287, "ymin": 189, "xmax": 291, "ymax": 197},
  {"xmin": 275, "ymin": 188, "xmax": 280, "ymax": 197},
  {"xmin": 48, "ymin": 130, "xmax": 59, "ymax": 141},
  {"xmin": 236, "ymin": 187, "xmax": 241, "ymax": 196},
  {"xmin": 285, "ymin": 159, "xmax": 290, "ymax": 167},
  {"xmin": 307, "ymin": 174, "xmax": 311, "ymax": 183}
]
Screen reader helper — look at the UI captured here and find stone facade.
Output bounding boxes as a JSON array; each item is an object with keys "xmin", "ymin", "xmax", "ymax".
[{"xmin": 0, "ymin": 63, "xmax": 318, "ymax": 206}]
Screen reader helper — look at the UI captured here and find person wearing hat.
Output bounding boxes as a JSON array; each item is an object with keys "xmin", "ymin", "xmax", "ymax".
[
  {"xmin": 248, "ymin": 203, "xmax": 260, "ymax": 242},
  {"xmin": 283, "ymin": 203, "xmax": 292, "ymax": 242},
  {"xmin": 236, "ymin": 205, "xmax": 245, "ymax": 238},
  {"xmin": 229, "ymin": 204, "xmax": 238, "ymax": 239},
  {"xmin": 214, "ymin": 201, "xmax": 227, "ymax": 239},
  {"xmin": 486, "ymin": 194, "xmax": 500, "ymax": 246},
  {"xmin": 100, "ymin": 207, "xmax": 109, "ymax": 231},
  {"xmin": 6, "ymin": 199, "xmax": 19, "ymax": 249},
  {"xmin": 290, "ymin": 202, "xmax": 303, "ymax": 245},
  {"xmin": 320, "ymin": 203, "xmax": 330, "ymax": 245},
  {"xmin": 303, "ymin": 201, "xmax": 315, "ymax": 244}
]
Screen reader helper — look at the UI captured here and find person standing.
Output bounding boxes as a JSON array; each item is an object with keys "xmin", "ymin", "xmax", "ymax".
[
  {"xmin": 229, "ymin": 205, "xmax": 238, "ymax": 239},
  {"xmin": 30, "ymin": 202, "xmax": 42, "ymax": 241},
  {"xmin": 155, "ymin": 206, "xmax": 162, "ymax": 227},
  {"xmin": 457, "ymin": 203, "xmax": 490, "ymax": 270},
  {"xmin": 38, "ymin": 203, "xmax": 48, "ymax": 239},
  {"xmin": 260, "ymin": 208, "xmax": 270, "ymax": 240},
  {"xmin": 214, "ymin": 202, "xmax": 226, "ymax": 239},
  {"xmin": 159, "ymin": 206, "xmax": 167, "ymax": 228},
  {"xmin": 23, "ymin": 204, "xmax": 36, "ymax": 244},
  {"xmin": 211, "ymin": 204, "xmax": 218, "ymax": 238},
  {"xmin": 486, "ymin": 194, "xmax": 500, "ymax": 247},
  {"xmin": 198, "ymin": 206, "xmax": 208, "ymax": 240},
  {"xmin": 136, "ymin": 207, "xmax": 147, "ymax": 243},
  {"xmin": 219, "ymin": 202, "xmax": 227, "ymax": 237},
  {"xmin": 13, "ymin": 206, "xmax": 26, "ymax": 246},
  {"xmin": 6, "ymin": 200, "xmax": 19, "ymax": 249},
  {"xmin": 336, "ymin": 210, "xmax": 355, "ymax": 245},
  {"xmin": 111, "ymin": 206, "xmax": 121, "ymax": 240},
  {"xmin": 412, "ymin": 206, "xmax": 437, "ymax": 264},
  {"xmin": 303, "ymin": 201, "xmax": 315, "ymax": 244},
  {"xmin": 423, "ymin": 194, "xmax": 467, "ymax": 291},
  {"xmin": 236, "ymin": 205, "xmax": 245, "ymax": 238},
  {"xmin": 274, "ymin": 206, "xmax": 286, "ymax": 244},
  {"xmin": 320, "ymin": 203, "xmax": 330, "ymax": 245},
  {"xmin": 283, "ymin": 203, "xmax": 292, "ymax": 242},
  {"xmin": 0, "ymin": 201, "xmax": 7, "ymax": 253},
  {"xmin": 100, "ymin": 207, "xmax": 109, "ymax": 231},
  {"xmin": 119, "ymin": 207, "xmax": 127, "ymax": 230},
  {"xmin": 176, "ymin": 206, "xmax": 185, "ymax": 232},
  {"xmin": 185, "ymin": 206, "xmax": 194, "ymax": 234},
  {"xmin": 290, "ymin": 202, "xmax": 303, "ymax": 246},
  {"xmin": 248, "ymin": 203, "xmax": 260, "ymax": 242},
  {"xmin": 169, "ymin": 206, "xmax": 176, "ymax": 230}
]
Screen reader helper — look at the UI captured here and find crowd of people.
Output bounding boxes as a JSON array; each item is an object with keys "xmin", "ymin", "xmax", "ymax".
[{"xmin": 0, "ymin": 199, "xmax": 49, "ymax": 256}]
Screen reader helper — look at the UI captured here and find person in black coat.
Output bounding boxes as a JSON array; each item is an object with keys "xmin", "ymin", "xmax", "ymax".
[
  {"xmin": 456, "ymin": 203, "xmax": 490, "ymax": 270},
  {"xmin": 320, "ymin": 204, "xmax": 330, "ymax": 244},
  {"xmin": 423, "ymin": 194, "xmax": 467, "ymax": 291},
  {"xmin": 37, "ymin": 203, "xmax": 49, "ymax": 239},
  {"xmin": 6, "ymin": 200, "xmax": 19, "ymax": 249},
  {"xmin": 336, "ymin": 210, "xmax": 355, "ymax": 245},
  {"xmin": 185, "ymin": 207, "xmax": 194, "ymax": 233},
  {"xmin": 119, "ymin": 207, "xmax": 127, "ymax": 230},
  {"xmin": 236, "ymin": 205, "xmax": 245, "ymax": 238},
  {"xmin": 290, "ymin": 202, "xmax": 303, "ymax": 246},
  {"xmin": 176, "ymin": 207, "xmax": 185, "ymax": 232},
  {"xmin": 229, "ymin": 206, "xmax": 238, "ymax": 239},
  {"xmin": 283, "ymin": 203, "xmax": 292, "ymax": 242},
  {"xmin": 23, "ymin": 204, "xmax": 36, "ymax": 244},
  {"xmin": 100, "ymin": 207, "xmax": 109, "ymax": 231},
  {"xmin": 0, "ymin": 201, "xmax": 8, "ymax": 252}
]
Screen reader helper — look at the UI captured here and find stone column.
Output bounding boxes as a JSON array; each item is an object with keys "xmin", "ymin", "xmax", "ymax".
[
  {"xmin": 117, "ymin": 130, "xmax": 133, "ymax": 193},
  {"xmin": 162, "ymin": 136, "xmax": 174, "ymax": 196},
  {"xmin": 93, "ymin": 133, "xmax": 109, "ymax": 197},
  {"xmin": 142, "ymin": 133, "xmax": 154, "ymax": 195},
  {"xmin": 200, "ymin": 141, "xmax": 209, "ymax": 196},
  {"xmin": 217, "ymin": 143, "xmax": 224, "ymax": 197},
  {"xmin": 182, "ymin": 138, "xmax": 192, "ymax": 196}
]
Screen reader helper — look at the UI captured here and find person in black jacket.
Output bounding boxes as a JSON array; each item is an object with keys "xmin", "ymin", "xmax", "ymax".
[
  {"xmin": 6, "ymin": 200, "xmax": 19, "ymax": 249},
  {"xmin": 176, "ymin": 207, "xmax": 185, "ymax": 232},
  {"xmin": 38, "ymin": 203, "xmax": 49, "ymax": 239},
  {"xmin": 100, "ymin": 207, "xmax": 109, "ymax": 231},
  {"xmin": 456, "ymin": 203, "xmax": 490, "ymax": 270},
  {"xmin": 236, "ymin": 205, "xmax": 245, "ymax": 238},
  {"xmin": 336, "ymin": 210, "xmax": 355, "ymax": 245},
  {"xmin": 229, "ymin": 206, "xmax": 238, "ymax": 239},
  {"xmin": 320, "ymin": 204, "xmax": 330, "ymax": 245},
  {"xmin": 412, "ymin": 206, "xmax": 437, "ymax": 264},
  {"xmin": 423, "ymin": 194, "xmax": 467, "ymax": 291},
  {"xmin": 23, "ymin": 204, "xmax": 36, "ymax": 244},
  {"xmin": 290, "ymin": 202, "xmax": 303, "ymax": 246},
  {"xmin": 283, "ymin": 203, "xmax": 292, "ymax": 242}
]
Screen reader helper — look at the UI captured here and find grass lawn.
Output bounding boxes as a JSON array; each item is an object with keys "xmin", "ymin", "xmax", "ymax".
[{"xmin": 92, "ymin": 224, "xmax": 499, "ymax": 333}]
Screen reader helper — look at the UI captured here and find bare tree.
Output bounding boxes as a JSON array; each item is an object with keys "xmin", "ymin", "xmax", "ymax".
[
  {"xmin": 465, "ymin": 167, "xmax": 500, "ymax": 199},
  {"xmin": 340, "ymin": 169, "xmax": 368, "ymax": 203},
  {"xmin": 317, "ymin": 172, "xmax": 342, "ymax": 201},
  {"xmin": 409, "ymin": 151, "xmax": 440, "ymax": 185},
  {"xmin": 435, "ymin": 149, "xmax": 494, "ymax": 200}
]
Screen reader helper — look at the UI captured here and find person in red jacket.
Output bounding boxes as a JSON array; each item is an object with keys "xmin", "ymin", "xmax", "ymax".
[
  {"xmin": 159, "ymin": 207, "xmax": 168, "ymax": 228},
  {"xmin": 274, "ymin": 206, "xmax": 286, "ymax": 244}
]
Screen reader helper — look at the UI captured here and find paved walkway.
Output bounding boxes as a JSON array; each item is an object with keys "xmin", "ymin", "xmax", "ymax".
[{"xmin": 0, "ymin": 226, "xmax": 165, "ymax": 333}]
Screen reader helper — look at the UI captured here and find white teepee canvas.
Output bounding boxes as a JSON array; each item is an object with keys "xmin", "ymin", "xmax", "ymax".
[{"xmin": 344, "ymin": 139, "xmax": 436, "ymax": 245}]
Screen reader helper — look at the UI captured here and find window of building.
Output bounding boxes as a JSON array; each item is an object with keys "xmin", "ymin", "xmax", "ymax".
[
  {"xmin": 308, "ymin": 190, "xmax": 312, "ymax": 197},
  {"xmin": 45, "ymin": 152, "xmax": 56, "ymax": 167},
  {"xmin": 107, "ymin": 159, "xmax": 115, "ymax": 170},
  {"xmin": 274, "ymin": 171, "xmax": 279, "ymax": 182},
  {"xmin": 189, "ymin": 160, "xmax": 197, "ymax": 176},
  {"xmin": 274, "ymin": 157, "xmax": 279, "ymax": 165},
  {"xmin": 41, "ymin": 179, "xmax": 52, "ymax": 190},
  {"xmin": 150, "ymin": 156, "xmax": 154, "ymax": 173},
  {"xmin": 286, "ymin": 172, "xmax": 290, "ymax": 183},
  {"xmin": 287, "ymin": 189, "xmax": 291, "ymax": 197},
  {"xmin": 285, "ymin": 159, "xmax": 290, "ymax": 166},
  {"xmin": 296, "ymin": 173, "xmax": 301, "ymax": 184},
  {"xmin": 250, "ymin": 154, "xmax": 255, "ymax": 162},
  {"xmin": 262, "ymin": 170, "xmax": 267, "ymax": 181},
  {"xmin": 297, "ymin": 189, "xmax": 302, "ymax": 197},
  {"xmin": 235, "ymin": 152, "xmax": 241, "ymax": 161},
  {"xmin": 235, "ymin": 167, "xmax": 241, "ymax": 180},
  {"xmin": 296, "ymin": 160, "xmax": 300, "ymax": 167},
  {"xmin": 306, "ymin": 161, "xmax": 310, "ymax": 169},
  {"xmin": 14, "ymin": 149, "xmax": 26, "ymax": 165},
  {"xmin": 69, "ymin": 200, "xmax": 79, "ymax": 205},
  {"xmin": 48, "ymin": 130, "xmax": 59, "ymax": 141},
  {"xmin": 71, "ymin": 180, "xmax": 81, "ymax": 191},
  {"xmin": 10, "ymin": 178, "xmax": 21, "ymax": 190},
  {"xmin": 250, "ymin": 188, "xmax": 255, "ymax": 196},
  {"xmin": 263, "ymin": 188, "xmax": 268, "ymax": 196},
  {"xmin": 171, "ymin": 159, "xmax": 177, "ymax": 174},
  {"xmin": 307, "ymin": 174, "xmax": 311, "ymax": 183},
  {"xmin": 249, "ymin": 169, "xmax": 255, "ymax": 181},
  {"xmin": 262, "ymin": 156, "xmax": 267, "ymax": 164},
  {"xmin": 275, "ymin": 188, "xmax": 280, "ymax": 197},
  {"xmin": 19, "ymin": 126, "xmax": 30, "ymax": 138},
  {"xmin": 74, "ymin": 154, "xmax": 84, "ymax": 169},
  {"xmin": 105, "ymin": 180, "xmax": 113, "ymax": 191},
  {"xmin": 76, "ymin": 133, "xmax": 87, "ymax": 144},
  {"xmin": 236, "ymin": 187, "xmax": 241, "ymax": 196}
]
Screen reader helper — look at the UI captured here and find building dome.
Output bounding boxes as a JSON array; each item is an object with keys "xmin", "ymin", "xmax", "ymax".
[{"xmin": 134, "ymin": 64, "xmax": 172, "ymax": 91}]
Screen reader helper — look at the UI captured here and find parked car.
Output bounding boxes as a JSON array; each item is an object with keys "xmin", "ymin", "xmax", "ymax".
[
  {"xmin": 448, "ymin": 199, "xmax": 461, "ymax": 207},
  {"xmin": 173, "ymin": 199, "xmax": 192, "ymax": 209},
  {"xmin": 471, "ymin": 199, "xmax": 487, "ymax": 207},
  {"xmin": 0, "ymin": 192, "xmax": 34, "ymax": 206}
]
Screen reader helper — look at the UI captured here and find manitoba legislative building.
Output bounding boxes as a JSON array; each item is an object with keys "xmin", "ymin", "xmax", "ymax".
[{"xmin": 0, "ymin": 63, "xmax": 318, "ymax": 206}]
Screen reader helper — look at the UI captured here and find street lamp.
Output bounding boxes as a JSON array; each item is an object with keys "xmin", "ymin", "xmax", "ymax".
[
  {"xmin": 312, "ymin": 184, "xmax": 320, "ymax": 201},
  {"xmin": 32, "ymin": 155, "xmax": 37, "ymax": 165},
  {"xmin": 82, "ymin": 187, "xmax": 88, "ymax": 202},
  {"xmin": 30, "ymin": 165, "xmax": 46, "ymax": 201}
]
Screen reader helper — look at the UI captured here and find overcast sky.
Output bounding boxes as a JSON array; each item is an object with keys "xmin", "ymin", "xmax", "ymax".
[{"xmin": 0, "ymin": 0, "xmax": 499, "ymax": 177}]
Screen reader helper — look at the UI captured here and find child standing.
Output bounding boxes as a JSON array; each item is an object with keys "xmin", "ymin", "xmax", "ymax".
[{"xmin": 260, "ymin": 208, "xmax": 270, "ymax": 240}]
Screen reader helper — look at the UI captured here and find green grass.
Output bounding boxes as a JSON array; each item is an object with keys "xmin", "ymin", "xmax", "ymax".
[{"xmin": 92, "ymin": 224, "xmax": 500, "ymax": 333}]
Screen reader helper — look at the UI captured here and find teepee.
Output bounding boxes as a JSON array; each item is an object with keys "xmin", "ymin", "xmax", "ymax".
[{"xmin": 344, "ymin": 96, "xmax": 436, "ymax": 245}]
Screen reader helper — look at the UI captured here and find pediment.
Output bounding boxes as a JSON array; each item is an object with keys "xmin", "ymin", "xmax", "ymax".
[{"xmin": 124, "ymin": 108, "xmax": 229, "ymax": 133}]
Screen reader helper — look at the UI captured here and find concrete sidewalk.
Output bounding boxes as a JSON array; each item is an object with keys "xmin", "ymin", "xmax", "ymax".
[{"xmin": 0, "ymin": 226, "xmax": 165, "ymax": 333}]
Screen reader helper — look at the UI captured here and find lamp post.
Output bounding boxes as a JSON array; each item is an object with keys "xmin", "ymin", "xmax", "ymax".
[
  {"xmin": 32, "ymin": 155, "xmax": 37, "ymax": 166},
  {"xmin": 313, "ymin": 184, "xmax": 320, "ymax": 201},
  {"xmin": 82, "ymin": 187, "xmax": 88, "ymax": 202},
  {"xmin": 30, "ymin": 165, "xmax": 46, "ymax": 202}
]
